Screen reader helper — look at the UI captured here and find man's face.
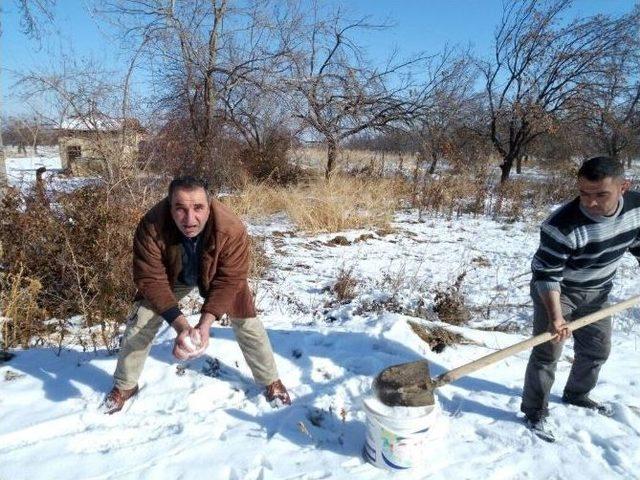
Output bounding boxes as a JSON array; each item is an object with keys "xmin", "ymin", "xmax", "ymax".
[
  {"xmin": 578, "ymin": 176, "xmax": 629, "ymax": 217},
  {"xmin": 170, "ymin": 187, "xmax": 210, "ymax": 237}
]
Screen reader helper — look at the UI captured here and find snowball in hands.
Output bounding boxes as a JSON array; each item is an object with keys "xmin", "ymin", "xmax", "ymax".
[
  {"xmin": 181, "ymin": 330, "xmax": 205, "ymax": 358},
  {"xmin": 183, "ymin": 330, "xmax": 200, "ymax": 351}
]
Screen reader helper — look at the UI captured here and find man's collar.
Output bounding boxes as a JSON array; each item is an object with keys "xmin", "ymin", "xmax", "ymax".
[{"xmin": 579, "ymin": 196, "xmax": 624, "ymax": 223}]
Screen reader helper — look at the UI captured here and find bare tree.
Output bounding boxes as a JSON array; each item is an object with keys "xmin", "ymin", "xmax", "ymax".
[
  {"xmin": 100, "ymin": 0, "xmax": 294, "ymax": 182},
  {"xmin": 220, "ymin": 62, "xmax": 298, "ymax": 177},
  {"xmin": 1, "ymin": 0, "xmax": 56, "ymax": 160},
  {"xmin": 410, "ymin": 53, "xmax": 474, "ymax": 174},
  {"xmin": 6, "ymin": 114, "xmax": 48, "ymax": 154},
  {"xmin": 15, "ymin": 0, "xmax": 56, "ymax": 39},
  {"xmin": 282, "ymin": 5, "xmax": 427, "ymax": 177},
  {"xmin": 16, "ymin": 55, "xmax": 137, "ymax": 182},
  {"xmin": 481, "ymin": 0, "xmax": 638, "ymax": 182},
  {"xmin": 572, "ymin": 33, "xmax": 640, "ymax": 164}
]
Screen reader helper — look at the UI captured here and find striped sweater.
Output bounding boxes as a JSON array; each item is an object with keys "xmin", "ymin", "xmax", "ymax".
[{"xmin": 532, "ymin": 190, "xmax": 640, "ymax": 293}]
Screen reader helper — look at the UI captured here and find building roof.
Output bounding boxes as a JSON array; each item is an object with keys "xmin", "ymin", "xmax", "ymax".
[{"xmin": 58, "ymin": 116, "xmax": 145, "ymax": 133}]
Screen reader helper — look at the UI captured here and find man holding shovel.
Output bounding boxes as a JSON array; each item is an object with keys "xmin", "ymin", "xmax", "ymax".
[
  {"xmin": 102, "ymin": 176, "xmax": 291, "ymax": 413},
  {"xmin": 521, "ymin": 156, "xmax": 640, "ymax": 441}
]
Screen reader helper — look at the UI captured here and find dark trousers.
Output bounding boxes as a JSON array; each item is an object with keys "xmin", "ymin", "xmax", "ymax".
[{"xmin": 520, "ymin": 285, "xmax": 612, "ymax": 419}]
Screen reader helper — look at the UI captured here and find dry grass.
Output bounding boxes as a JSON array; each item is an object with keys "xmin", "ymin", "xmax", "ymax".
[
  {"xmin": 291, "ymin": 147, "xmax": 418, "ymax": 175},
  {"xmin": 223, "ymin": 181, "xmax": 287, "ymax": 220},
  {"xmin": 284, "ymin": 176, "xmax": 408, "ymax": 232},
  {"xmin": 0, "ymin": 265, "xmax": 47, "ymax": 350},
  {"xmin": 249, "ymin": 236, "xmax": 271, "ymax": 279},
  {"xmin": 490, "ymin": 175, "xmax": 576, "ymax": 221},
  {"xmin": 224, "ymin": 175, "xmax": 411, "ymax": 232}
]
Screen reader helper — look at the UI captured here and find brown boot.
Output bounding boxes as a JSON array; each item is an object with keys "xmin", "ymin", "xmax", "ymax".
[
  {"xmin": 265, "ymin": 379, "xmax": 291, "ymax": 406},
  {"xmin": 102, "ymin": 385, "xmax": 139, "ymax": 414}
]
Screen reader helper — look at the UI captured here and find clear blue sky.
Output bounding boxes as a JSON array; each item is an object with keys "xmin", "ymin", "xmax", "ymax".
[{"xmin": 2, "ymin": 0, "xmax": 637, "ymax": 116}]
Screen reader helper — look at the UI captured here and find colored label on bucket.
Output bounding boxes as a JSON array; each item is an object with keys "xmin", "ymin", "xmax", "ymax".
[{"xmin": 362, "ymin": 397, "xmax": 441, "ymax": 471}]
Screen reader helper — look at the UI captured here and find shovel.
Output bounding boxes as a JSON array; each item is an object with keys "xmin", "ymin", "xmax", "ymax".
[{"xmin": 374, "ymin": 294, "xmax": 640, "ymax": 407}]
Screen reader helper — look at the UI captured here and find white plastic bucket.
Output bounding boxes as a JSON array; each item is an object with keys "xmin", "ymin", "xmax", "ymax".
[{"xmin": 362, "ymin": 395, "xmax": 443, "ymax": 471}]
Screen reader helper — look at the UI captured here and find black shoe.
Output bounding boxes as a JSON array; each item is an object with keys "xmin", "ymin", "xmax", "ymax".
[
  {"xmin": 524, "ymin": 415, "xmax": 555, "ymax": 443},
  {"xmin": 562, "ymin": 394, "xmax": 614, "ymax": 417}
]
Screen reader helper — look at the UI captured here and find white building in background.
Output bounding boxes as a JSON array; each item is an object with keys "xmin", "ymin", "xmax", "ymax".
[{"xmin": 57, "ymin": 115, "xmax": 146, "ymax": 175}]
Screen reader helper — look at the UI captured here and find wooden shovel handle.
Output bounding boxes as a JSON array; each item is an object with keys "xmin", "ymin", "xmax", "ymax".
[{"xmin": 433, "ymin": 294, "xmax": 640, "ymax": 389}]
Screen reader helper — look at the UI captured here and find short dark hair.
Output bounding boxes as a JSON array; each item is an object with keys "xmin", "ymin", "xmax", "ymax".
[
  {"xmin": 168, "ymin": 176, "xmax": 210, "ymax": 202},
  {"xmin": 578, "ymin": 156, "xmax": 624, "ymax": 181}
]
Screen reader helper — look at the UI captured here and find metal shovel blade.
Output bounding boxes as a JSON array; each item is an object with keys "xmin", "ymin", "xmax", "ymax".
[{"xmin": 373, "ymin": 360, "xmax": 436, "ymax": 407}]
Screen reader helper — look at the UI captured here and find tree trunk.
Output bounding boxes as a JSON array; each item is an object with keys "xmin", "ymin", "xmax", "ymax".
[
  {"xmin": 428, "ymin": 153, "xmax": 438, "ymax": 174},
  {"xmin": 203, "ymin": 0, "xmax": 226, "ymax": 143},
  {"xmin": 411, "ymin": 158, "xmax": 421, "ymax": 208},
  {"xmin": 325, "ymin": 140, "xmax": 338, "ymax": 178},
  {"xmin": 500, "ymin": 154, "xmax": 515, "ymax": 183},
  {"xmin": 516, "ymin": 155, "xmax": 523, "ymax": 174}
]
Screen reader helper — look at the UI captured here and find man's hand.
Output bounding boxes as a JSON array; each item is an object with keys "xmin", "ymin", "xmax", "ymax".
[
  {"xmin": 193, "ymin": 312, "xmax": 216, "ymax": 353},
  {"xmin": 538, "ymin": 289, "xmax": 571, "ymax": 343},
  {"xmin": 550, "ymin": 316, "xmax": 571, "ymax": 343},
  {"xmin": 172, "ymin": 315, "xmax": 208, "ymax": 360}
]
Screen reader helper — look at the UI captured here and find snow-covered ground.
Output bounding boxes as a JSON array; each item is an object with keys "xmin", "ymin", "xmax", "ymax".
[
  {"xmin": 4, "ymin": 147, "xmax": 62, "ymax": 185},
  {"xmin": 3, "ymin": 147, "xmax": 96, "ymax": 193},
  {"xmin": 2, "ymin": 157, "xmax": 640, "ymax": 479}
]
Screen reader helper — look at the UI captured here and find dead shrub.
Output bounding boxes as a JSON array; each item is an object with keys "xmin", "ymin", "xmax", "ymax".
[
  {"xmin": 352, "ymin": 296, "xmax": 405, "ymax": 316},
  {"xmin": 332, "ymin": 265, "xmax": 359, "ymax": 303},
  {"xmin": 327, "ymin": 235, "xmax": 351, "ymax": 246},
  {"xmin": 352, "ymin": 262, "xmax": 433, "ymax": 318},
  {"xmin": 0, "ymin": 181, "xmax": 155, "ymax": 352},
  {"xmin": 238, "ymin": 129, "xmax": 303, "ymax": 185},
  {"xmin": 433, "ymin": 272, "xmax": 471, "ymax": 325},
  {"xmin": 488, "ymin": 174, "xmax": 577, "ymax": 221},
  {"xmin": 492, "ymin": 179, "xmax": 527, "ymax": 221},
  {"xmin": 477, "ymin": 320, "xmax": 521, "ymax": 333},
  {"xmin": 408, "ymin": 320, "xmax": 474, "ymax": 353},
  {"xmin": 415, "ymin": 173, "xmax": 490, "ymax": 219},
  {"xmin": 412, "ymin": 165, "xmax": 577, "ymax": 222},
  {"xmin": 140, "ymin": 117, "xmax": 244, "ymax": 189},
  {"xmin": 529, "ymin": 174, "xmax": 576, "ymax": 208},
  {"xmin": 471, "ymin": 256, "xmax": 491, "ymax": 267}
]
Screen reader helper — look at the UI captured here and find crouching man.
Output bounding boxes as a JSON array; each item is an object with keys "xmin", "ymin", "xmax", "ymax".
[{"xmin": 103, "ymin": 176, "xmax": 290, "ymax": 413}]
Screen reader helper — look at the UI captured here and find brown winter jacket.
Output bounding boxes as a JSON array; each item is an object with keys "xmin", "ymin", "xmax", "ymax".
[{"xmin": 132, "ymin": 197, "xmax": 256, "ymax": 320}]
